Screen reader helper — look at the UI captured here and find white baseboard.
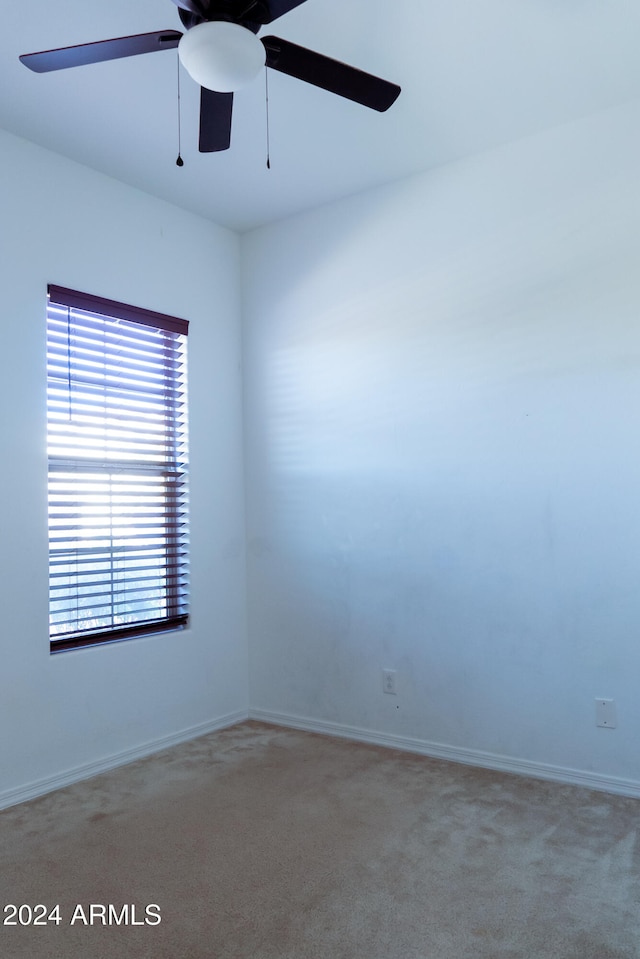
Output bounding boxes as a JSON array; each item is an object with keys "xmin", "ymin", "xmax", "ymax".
[
  {"xmin": 5, "ymin": 706, "xmax": 638, "ymax": 810},
  {"xmin": 0, "ymin": 709, "xmax": 249, "ymax": 811},
  {"xmin": 250, "ymin": 708, "xmax": 640, "ymax": 799}
]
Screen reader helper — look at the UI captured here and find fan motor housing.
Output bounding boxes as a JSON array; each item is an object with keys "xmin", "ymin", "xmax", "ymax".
[{"xmin": 178, "ymin": 0, "xmax": 270, "ymax": 33}]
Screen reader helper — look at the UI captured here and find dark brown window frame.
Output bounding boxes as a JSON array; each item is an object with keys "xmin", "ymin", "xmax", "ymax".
[{"xmin": 47, "ymin": 285, "xmax": 189, "ymax": 653}]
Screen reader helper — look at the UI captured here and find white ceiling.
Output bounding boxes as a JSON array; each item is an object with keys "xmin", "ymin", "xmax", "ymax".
[{"xmin": 2, "ymin": 0, "xmax": 640, "ymax": 232}]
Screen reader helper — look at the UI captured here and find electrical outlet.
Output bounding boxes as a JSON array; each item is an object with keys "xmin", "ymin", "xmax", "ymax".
[
  {"xmin": 595, "ymin": 698, "xmax": 617, "ymax": 728},
  {"xmin": 382, "ymin": 669, "xmax": 397, "ymax": 695}
]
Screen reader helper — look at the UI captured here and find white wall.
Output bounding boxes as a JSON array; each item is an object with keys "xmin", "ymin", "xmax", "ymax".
[
  {"xmin": 5, "ymin": 94, "xmax": 640, "ymax": 802},
  {"xmin": 0, "ymin": 130, "xmax": 248, "ymax": 804},
  {"xmin": 242, "ymin": 100, "xmax": 640, "ymax": 789}
]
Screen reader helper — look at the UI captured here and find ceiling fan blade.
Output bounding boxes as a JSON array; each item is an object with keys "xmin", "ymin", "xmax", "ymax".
[
  {"xmin": 262, "ymin": 36, "xmax": 401, "ymax": 111},
  {"xmin": 199, "ymin": 88, "xmax": 233, "ymax": 152},
  {"xmin": 20, "ymin": 31, "xmax": 182, "ymax": 73},
  {"xmin": 261, "ymin": 0, "xmax": 310, "ymax": 23}
]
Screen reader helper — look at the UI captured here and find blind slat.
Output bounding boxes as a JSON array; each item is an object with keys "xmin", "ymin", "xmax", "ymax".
[
  {"xmin": 49, "ymin": 546, "xmax": 188, "ymax": 569},
  {"xmin": 51, "ymin": 573, "xmax": 188, "ymax": 591}
]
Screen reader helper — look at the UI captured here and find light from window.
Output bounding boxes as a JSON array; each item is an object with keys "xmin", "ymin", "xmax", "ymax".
[{"xmin": 47, "ymin": 285, "xmax": 189, "ymax": 652}]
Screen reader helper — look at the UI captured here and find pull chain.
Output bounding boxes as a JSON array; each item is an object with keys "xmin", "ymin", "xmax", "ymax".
[
  {"xmin": 176, "ymin": 54, "xmax": 184, "ymax": 167},
  {"xmin": 265, "ymin": 66, "xmax": 271, "ymax": 170}
]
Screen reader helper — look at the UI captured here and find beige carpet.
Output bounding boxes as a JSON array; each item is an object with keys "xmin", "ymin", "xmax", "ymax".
[{"xmin": 1, "ymin": 721, "xmax": 639, "ymax": 958}]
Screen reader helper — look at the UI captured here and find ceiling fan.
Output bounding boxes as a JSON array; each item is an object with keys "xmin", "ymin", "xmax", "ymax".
[{"xmin": 20, "ymin": 0, "xmax": 401, "ymax": 153}]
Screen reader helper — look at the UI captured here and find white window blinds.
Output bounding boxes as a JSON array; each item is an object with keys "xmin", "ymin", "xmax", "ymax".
[{"xmin": 47, "ymin": 285, "xmax": 189, "ymax": 652}]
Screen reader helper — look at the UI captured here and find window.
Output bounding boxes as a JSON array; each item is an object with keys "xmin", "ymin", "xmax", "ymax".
[{"xmin": 47, "ymin": 285, "xmax": 189, "ymax": 652}]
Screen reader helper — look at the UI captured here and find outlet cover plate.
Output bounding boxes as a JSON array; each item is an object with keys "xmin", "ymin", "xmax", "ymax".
[
  {"xmin": 382, "ymin": 669, "xmax": 397, "ymax": 695},
  {"xmin": 596, "ymin": 698, "xmax": 617, "ymax": 728}
]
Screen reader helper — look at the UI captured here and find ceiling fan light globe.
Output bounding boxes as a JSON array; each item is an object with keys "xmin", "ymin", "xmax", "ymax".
[{"xmin": 178, "ymin": 21, "xmax": 265, "ymax": 93}]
